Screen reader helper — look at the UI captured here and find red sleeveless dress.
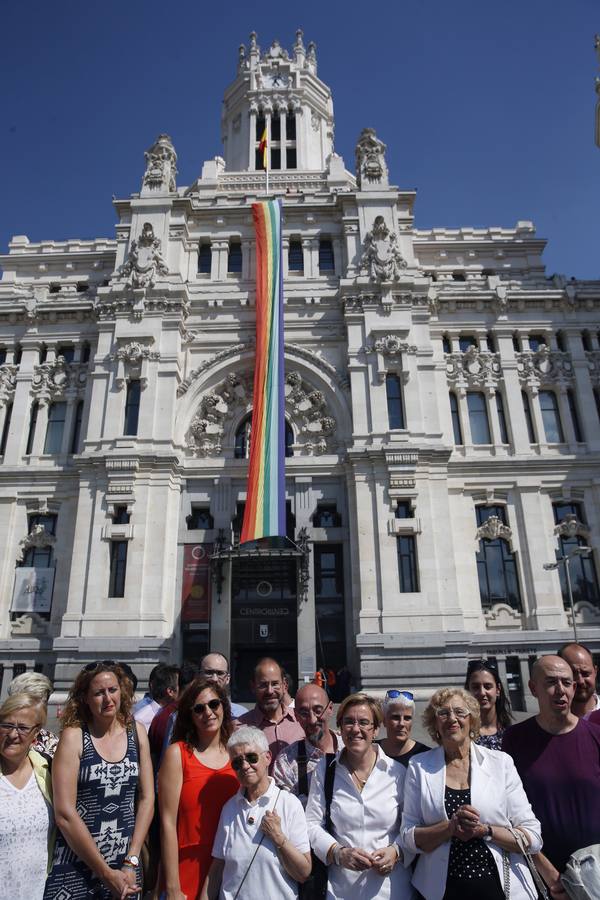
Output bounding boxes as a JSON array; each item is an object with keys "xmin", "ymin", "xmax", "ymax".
[{"xmin": 175, "ymin": 742, "xmax": 239, "ymax": 897}]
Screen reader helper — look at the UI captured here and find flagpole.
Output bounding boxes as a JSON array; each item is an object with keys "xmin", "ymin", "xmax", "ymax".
[{"xmin": 266, "ymin": 151, "xmax": 269, "ymax": 196}]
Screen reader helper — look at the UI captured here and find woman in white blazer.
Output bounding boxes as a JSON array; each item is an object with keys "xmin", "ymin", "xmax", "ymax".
[{"xmin": 400, "ymin": 687, "xmax": 542, "ymax": 900}]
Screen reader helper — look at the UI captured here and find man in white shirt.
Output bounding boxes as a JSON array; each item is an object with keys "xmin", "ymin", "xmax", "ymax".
[
  {"xmin": 558, "ymin": 641, "xmax": 600, "ymax": 718},
  {"xmin": 273, "ymin": 683, "xmax": 339, "ymax": 807},
  {"xmin": 199, "ymin": 651, "xmax": 248, "ymax": 718},
  {"xmin": 132, "ymin": 663, "xmax": 179, "ymax": 732}
]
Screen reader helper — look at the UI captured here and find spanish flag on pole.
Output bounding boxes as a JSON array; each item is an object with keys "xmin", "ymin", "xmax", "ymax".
[{"xmin": 258, "ymin": 126, "xmax": 268, "ymax": 169}]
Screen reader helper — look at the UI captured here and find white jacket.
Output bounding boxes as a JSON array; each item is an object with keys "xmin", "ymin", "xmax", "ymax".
[{"xmin": 400, "ymin": 742, "xmax": 542, "ymax": 900}]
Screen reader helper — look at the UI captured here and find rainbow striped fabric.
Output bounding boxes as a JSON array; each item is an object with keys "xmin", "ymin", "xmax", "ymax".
[{"xmin": 240, "ymin": 200, "xmax": 286, "ymax": 543}]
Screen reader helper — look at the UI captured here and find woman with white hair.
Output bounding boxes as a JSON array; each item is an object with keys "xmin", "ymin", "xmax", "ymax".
[
  {"xmin": 8, "ymin": 672, "xmax": 58, "ymax": 759},
  {"xmin": 379, "ymin": 690, "xmax": 430, "ymax": 767},
  {"xmin": 201, "ymin": 725, "xmax": 311, "ymax": 899}
]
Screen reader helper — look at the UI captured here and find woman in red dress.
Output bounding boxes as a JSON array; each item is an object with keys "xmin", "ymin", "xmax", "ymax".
[{"xmin": 159, "ymin": 677, "xmax": 238, "ymax": 899}]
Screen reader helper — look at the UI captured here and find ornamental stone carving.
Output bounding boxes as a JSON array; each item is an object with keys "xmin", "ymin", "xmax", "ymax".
[
  {"xmin": 586, "ymin": 350, "xmax": 600, "ymax": 386},
  {"xmin": 355, "ymin": 128, "xmax": 389, "ymax": 188},
  {"xmin": 554, "ymin": 513, "xmax": 590, "ymax": 541},
  {"xmin": 0, "ymin": 364, "xmax": 18, "ymax": 405},
  {"xmin": 476, "ymin": 516, "xmax": 512, "ymax": 544},
  {"xmin": 370, "ymin": 334, "xmax": 417, "ymax": 356},
  {"xmin": 17, "ymin": 523, "xmax": 56, "ymax": 563},
  {"xmin": 359, "ymin": 216, "xmax": 407, "ymax": 282},
  {"xmin": 142, "ymin": 134, "xmax": 177, "ymax": 195},
  {"xmin": 516, "ymin": 346, "xmax": 574, "ymax": 387},
  {"xmin": 31, "ymin": 358, "xmax": 88, "ymax": 401},
  {"xmin": 110, "ymin": 341, "xmax": 160, "ymax": 388},
  {"xmin": 446, "ymin": 348, "xmax": 502, "ymax": 389},
  {"xmin": 118, "ymin": 223, "xmax": 169, "ymax": 289}
]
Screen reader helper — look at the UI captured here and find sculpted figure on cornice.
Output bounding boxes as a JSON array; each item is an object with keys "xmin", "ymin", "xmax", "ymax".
[
  {"xmin": 118, "ymin": 223, "xmax": 169, "ymax": 289},
  {"xmin": 31, "ymin": 358, "xmax": 87, "ymax": 401},
  {"xmin": 476, "ymin": 516, "xmax": 512, "ymax": 545},
  {"xmin": 360, "ymin": 216, "xmax": 407, "ymax": 283},
  {"xmin": 586, "ymin": 350, "xmax": 600, "ymax": 385},
  {"xmin": 17, "ymin": 523, "xmax": 56, "ymax": 564},
  {"xmin": 368, "ymin": 334, "xmax": 417, "ymax": 356},
  {"xmin": 0, "ymin": 364, "xmax": 18, "ymax": 405},
  {"xmin": 516, "ymin": 345, "xmax": 574, "ymax": 387},
  {"xmin": 110, "ymin": 341, "xmax": 160, "ymax": 388},
  {"xmin": 142, "ymin": 134, "xmax": 177, "ymax": 194},
  {"xmin": 355, "ymin": 128, "xmax": 388, "ymax": 187},
  {"xmin": 446, "ymin": 347, "xmax": 502, "ymax": 389},
  {"xmin": 187, "ymin": 370, "xmax": 337, "ymax": 457},
  {"xmin": 554, "ymin": 513, "xmax": 590, "ymax": 541}
]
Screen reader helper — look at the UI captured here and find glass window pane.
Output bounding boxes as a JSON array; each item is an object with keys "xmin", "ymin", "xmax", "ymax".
[
  {"xmin": 467, "ymin": 392, "xmax": 491, "ymax": 444},
  {"xmin": 124, "ymin": 381, "xmax": 141, "ymax": 436},
  {"xmin": 386, "ymin": 374, "xmax": 405, "ymax": 430},
  {"xmin": 44, "ymin": 402, "xmax": 67, "ymax": 454},
  {"xmin": 449, "ymin": 393, "xmax": 463, "ymax": 444},
  {"xmin": 318, "ymin": 239, "xmax": 334, "ymax": 272},
  {"xmin": 228, "ymin": 242, "xmax": 242, "ymax": 273},
  {"xmin": 496, "ymin": 392, "xmax": 509, "ymax": 444},
  {"xmin": 539, "ymin": 391, "xmax": 564, "ymax": 443}
]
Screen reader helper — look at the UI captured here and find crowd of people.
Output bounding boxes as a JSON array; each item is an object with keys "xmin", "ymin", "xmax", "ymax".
[{"xmin": 1, "ymin": 642, "xmax": 599, "ymax": 899}]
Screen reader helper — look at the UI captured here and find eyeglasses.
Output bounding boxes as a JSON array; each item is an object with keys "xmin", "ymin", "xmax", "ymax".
[
  {"xmin": 296, "ymin": 706, "xmax": 327, "ymax": 719},
  {"xmin": 385, "ymin": 690, "xmax": 414, "ymax": 702},
  {"xmin": 0, "ymin": 722, "xmax": 39, "ymax": 736},
  {"xmin": 341, "ymin": 717, "xmax": 374, "ymax": 729},
  {"xmin": 83, "ymin": 660, "xmax": 116, "ymax": 672},
  {"xmin": 192, "ymin": 699, "xmax": 222, "ymax": 715},
  {"xmin": 467, "ymin": 658, "xmax": 498, "ymax": 673},
  {"xmin": 201, "ymin": 669, "xmax": 228, "ymax": 678},
  {"xmin": 435, "ymin": 707, "xmax": 470, "ymax": 720},
  {"xmin": 231, "ymin": 751, "xmax": 262, "ymax": 770}
]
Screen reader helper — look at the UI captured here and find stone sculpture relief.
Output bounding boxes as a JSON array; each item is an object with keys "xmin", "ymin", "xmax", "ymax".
[
  {"xmin": 0, "ymin": 364, "xmax": 18, "ymax": 404},
  {"xmin": 31, "ymin": 358, "xmax": 88, "ymax": 401},
  {"xmin": 17, "ymin": 523, "xmax": 56, "ymax": 564},
  {"xmin": 142, "ymin": 134, "xmax": 178, "ymax": 194},
  {"xmin": 119, "ymin": 223, "xmax": 169, "ymax": 289},
  {"xmin": 355, "ymin": 128, "xmax": 388, "ymax": 187},
  {"xmin": 516, "ymin": 346, "xmax": 574, "ymax": 387},
  {"xmin": 554, "ymin": 513, "xmax": 590, "ymax": 541},
  {"xmin": 446, "ymin": 347, "xmax": 502, "ymax": 389},
  {"xmin": 476, "ymin": 515, "xmax": 512, "ymax": 545},
  {"xmin": 110, "ymin": 341, "xmax": 160, "ymax": 388},
  {"xmin": 360, "ymin": 216, "xmax": 407, "ymax": 282}
]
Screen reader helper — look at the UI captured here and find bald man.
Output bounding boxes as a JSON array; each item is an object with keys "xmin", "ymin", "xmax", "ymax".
[
  {"xmin": 557, "ymin": 641, "xmax": 600, "ymax": 719},
  {"xmin": 273, "ymin": 683, "xmax": 339, "ymax": 807},
  {"xmin": 239, "ymin": 657, "xmax": 304, "ymax": 771},
  {"xmin": 502, "ymin": 655, "xmax": 600, "ymax": 898}
]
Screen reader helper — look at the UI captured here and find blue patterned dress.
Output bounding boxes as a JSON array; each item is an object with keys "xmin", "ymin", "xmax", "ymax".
[{"xmin": 44, "ymin": 724, "xmax": 139, "ymax": 899}]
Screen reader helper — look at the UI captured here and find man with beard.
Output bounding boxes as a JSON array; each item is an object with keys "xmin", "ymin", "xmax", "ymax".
[
  {"xmin": 239, "ymin": 658, "xmax": 304, "ymax": 772},
  {"xmin": 272, "ymin": 683, "xmax": 339, "ymax": 807},
  {"xmin": 557, "ymin": 641, "xmax": 600, "ymax": 718}
]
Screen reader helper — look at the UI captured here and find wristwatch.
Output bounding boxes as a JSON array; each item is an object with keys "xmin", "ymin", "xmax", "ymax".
[
  {"xmin": 333, "ymin": 845, "xmax": 345, "ymax": 866},
  {"xmin": 483, "ymin": 825, "xmax": 493, "ymax": 842},
  {"xmin": 123, "ymin": 854, "xmax": 139, "ymax": 868}
]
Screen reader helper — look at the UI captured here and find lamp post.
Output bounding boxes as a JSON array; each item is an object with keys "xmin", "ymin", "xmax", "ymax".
[{"xmin": 543, "ymin": 546, "xmax": 592, "ymax": 642}]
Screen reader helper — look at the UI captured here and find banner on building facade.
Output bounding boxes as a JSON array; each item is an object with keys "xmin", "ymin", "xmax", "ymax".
[
  {"xmin": 181, "ymin": 544, "xmax": 212, "ymax": 622},
  {"xmin": 12, "ymin": 567, "xmax": 55, "ymax": 614},
  {"xmin": 241, "ymin": 199, "xmax": 286, "ymax": 543}
]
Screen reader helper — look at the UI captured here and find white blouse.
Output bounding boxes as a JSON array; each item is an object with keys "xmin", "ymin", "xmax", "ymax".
[
  {"xmin": 305, "ymin": 744, "xmax": 415, "ymax": 900},
  {"xmin": 0, "ymin": 769, "xmax": 52, "ymax": 900}
]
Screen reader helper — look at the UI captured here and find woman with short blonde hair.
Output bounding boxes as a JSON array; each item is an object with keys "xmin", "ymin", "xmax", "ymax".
[{"xmin": 8, "ymin": 671, "xmax": 57, "ymax": 759}]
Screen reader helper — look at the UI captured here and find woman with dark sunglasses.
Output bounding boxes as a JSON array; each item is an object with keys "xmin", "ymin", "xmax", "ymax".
[
  {"xmin": 159, "ymin": 677, "xmax": 238, "ymax": 900},
  {"xmin": 378, "ymin": 690, "xmax": 430, "ymax": 767}
]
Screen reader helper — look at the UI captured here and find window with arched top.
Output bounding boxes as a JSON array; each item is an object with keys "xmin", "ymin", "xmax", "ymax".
[{"xmin": 234, "ymin": 414, "xmax": 294, "ymax": 459}]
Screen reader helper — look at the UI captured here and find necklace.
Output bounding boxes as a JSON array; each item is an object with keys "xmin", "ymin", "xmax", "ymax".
[{"xmin": 348, "ymin": 750, "xmax": 376, "ymax": 791}]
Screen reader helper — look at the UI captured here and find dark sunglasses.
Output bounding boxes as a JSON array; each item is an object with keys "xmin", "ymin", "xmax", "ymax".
[
  {"xmin": 467, "ymin": 658, "xmax": 499, "ymax": 673},
  {"xmin": 192, "ymin": 699, "xmax": 222, "ymax": 715},
  {"xmin": 83, "ymin": 660, "xmax": 116, "ymax": 672},
  {"xmin": 385, "ymin": 689, "xmax": 414, "ymax": 702},
  {"xmin": 231, "ymin": 751, "xmax": 261, "ymax": 770}
]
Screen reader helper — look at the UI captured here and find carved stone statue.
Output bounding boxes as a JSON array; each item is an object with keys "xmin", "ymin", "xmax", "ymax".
[
  {"xmin": 119, "ymin": 223, "xmax": 169, "ymax": 289},
  {"xmin": 355, "ymin": 128, "xmax": 389, "ymax": 188},
  {"xmin": 360, "ymin": 216, "xmax": 407, "ymax": 282},
  {"xmin": 142, "ymin": 134, "xmax": 177, "ymax": 195}
]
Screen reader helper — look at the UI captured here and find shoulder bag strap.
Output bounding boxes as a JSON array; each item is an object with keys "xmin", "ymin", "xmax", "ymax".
[
  {"xmin": 503, "ymin": 827, "xmax": 550, "ymax": 900},
  {"xmin": 297, "ymin": 739, "xmax": 308, "ymax": 799},
  {"xmin": 323, "ymin": 754, "xmax": 336, "ymax": 834},
  {"xmin": 233, "ymin": 788, "xmax": 282, "ymax": 900}
]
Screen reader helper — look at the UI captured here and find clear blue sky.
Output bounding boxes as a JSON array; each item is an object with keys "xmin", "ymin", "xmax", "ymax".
[{"xmin": 2, "ymin": 0, "xmax": 599, "ymax": 277}]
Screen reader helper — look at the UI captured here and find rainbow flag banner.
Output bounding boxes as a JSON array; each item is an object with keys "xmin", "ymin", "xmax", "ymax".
[{"xmin": 240, "ymin": 199, "xmax": 286, "ymax": 543}]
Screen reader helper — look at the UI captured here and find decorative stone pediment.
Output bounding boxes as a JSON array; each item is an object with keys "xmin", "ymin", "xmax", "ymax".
[
  {"xmin": 363, "ymin": 333, "xmax": 417, "ymax": 383},
  {"xmin": 11, "ymin": 612, "xmax": 50, "ymax": 636},
  {"xmin": 476, "ymin": 516, "xmax": 512, "ymax": 545},
  {"xmin": 17, "ymin": 524, "xmax": 56, "ymax": 563},
  {"xmin": 355, "ymin": 128, "xmax": 389, "ymax": 188},
  {"xmin": 484, "ymin": 602, "xmax": 523, "ymax": 630},
  {"xmin": 554, "ymin": 513, "xmax": 590, "ymax": 541},
  {"xmin": 187, "ymin": 370, "xmax": 337, "ymax": 457},
  {"xmin": 516, "ymin": 346, "xmax": 574, "ymax": 387},
  {"xmin": 31, "ymin": 359, "xmax": 88, "ymax": 401},
  {"xmin": 142, "ymin": 134, "xmax": 177, "ymax": 195},
  {"xmin": 0, "ymin": 364, "xmax": 18, "ymax": 405},
  {"xmin": 446, "ymin": 348, "xmax": 502, "ymax": 389},
  {"xmin": 109, "ymin": 340, "xmax": 160, "ymax": 388},
  {"xmin": 118, "ymin": 223, "xmax": 169, "ymax": 290},
  {"xmin": 359, "ymin": 216, "xmax": 407, "ymax": 283}
]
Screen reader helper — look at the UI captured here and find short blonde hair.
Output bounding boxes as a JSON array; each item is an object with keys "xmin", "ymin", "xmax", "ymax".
[
  {"xmin": 422, "ymin": 687, "xmax": 480, "ymax": 744},
  {"xmin": 8, "ymin": 672, "xmax": 53, "ymax": 703},
  {"xmin": 336, "ymin": 692, "xmax": 383, "ymax": 731},
  {"xmin": 0, "ymin": 692, "xmax": 47, "ymax": 727}
]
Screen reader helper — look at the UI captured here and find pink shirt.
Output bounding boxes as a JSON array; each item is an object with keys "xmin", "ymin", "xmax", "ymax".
[{"xmin": 239, "ymin": 704, "xmax": 305, "ymax": 772}]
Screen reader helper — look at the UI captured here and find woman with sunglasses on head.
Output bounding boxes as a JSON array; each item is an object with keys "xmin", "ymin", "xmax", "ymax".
[
  {"xmin": 464, "ymin": 660, "xmax": 513, "ymax": 751},
  {"xmin": 44, "ymin": 662, "xmax": 154, "ymax": 900},
  {"xmin": 159, "ymin": 677, "xmax": 238, "ymax": 900},
  {"xmin": 0, "ymin": 692, "xmax": 53, "ymax": 900},
  {"xmin": 379, "ymin": 690, "xmax": 430, "ymax": 768},
  {"xmin": 306, "ymin": 692, "xmax": 414, "ymax": 899},
  {"xmin": 400, "ymin": 687, "xmax": 541, "ymax": 900}
]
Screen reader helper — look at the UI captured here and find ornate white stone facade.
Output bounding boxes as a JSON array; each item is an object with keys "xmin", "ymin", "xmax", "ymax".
[{"xmin": 1, "ymin": 32, "xmax": 600, "ymax": 703}]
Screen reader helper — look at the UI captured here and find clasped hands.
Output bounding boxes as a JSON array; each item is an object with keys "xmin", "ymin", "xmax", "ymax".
[
  {"xmin": 338, "ymin": 844, "xmax": 399, "ymax": 875},
  {"xmin": 448, "ymin": 803, "xmax": 488, "ymax": 842}
]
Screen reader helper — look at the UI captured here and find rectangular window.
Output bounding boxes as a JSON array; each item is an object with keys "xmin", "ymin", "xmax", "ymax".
[
  {"xmin": 186, "ymin": 507, "xmax": 214, "ymax": 529},
  {"xmin": 70, "ymin": 401, "xmax": 84, "ymax": 454},
  {"xmin": 227, "ymin": 241, "xmax": 243, "ymax": 274},
  {"xmin": 271, "ymin": 148, "xmax": 281, "ymax": 170},
  {"xmin": 539, "ymin": 390, "xmax": 564, "ymax": 443},
  {"xmin": 44, "ymin": 401, "xmax": 67, "ymax": 454},
  {"xmin": 56, "ymin": 345, "xmax": 75, "ymax": 363},
  {"xmin": 198, "ymin": 243, "xmax": 211, "ymax": 274},
  {"xmin": 467, "ymin": 392, "xmax": 491, "ymax": 444},
  {"xmin": 496, "ymin": 391, "xmax": 509, "ymax": 444},
  {"xmin": 318, "ymin": 238, "xmax": 335, "ymax": 273},
  {"xmin": 567, "ymin": 389, "xmax": 584, "ymax": 442},
  {"xmin": 0, "ymin": 349, "xmax": 6, "ymax": 365},
  {"xmin": 476, "ymin": 505, "xmax": 522, "ymax": 611},
  {"xmin": 449, "ymin": 393, "xmax": 463, "ymax": 444},
  {"xmin": 528, "ymin": 334, "xmax": 546, "ymax": 351},
  {"xmin": 286, "ymin": 112, "xmax": 296, "ymax": 140},
  {"xmin": 553, "ymin": 502, "xmax": 600, "ymax": 608},
  {"xmin": 522, "ymin": 391, "xmax": 536, "ymax": 443},
  {"xmin": 112, "ymin": 505, "xmax": 130, "ymax": 525},
  {"xmin": 397, "ymin": 535, "xmax": 419, "ymax": 592},
  {"xmin": 386, "ymin": 373, "xmax": 405, "ymax": 430},
  {"xmin": 395, "ymin": 500, "xmax": 412, "ymax": 519},
  {"xmin": 23, "ymin": 513, "xmax": 57, "ymax": 568},
  {"xmin": 26, "ymin": 402, "xmax": 39, "ymax": 455},
  {"xmin": 256, "ymin": 114, "xmax": 266, "ymax": 141},
  {"xmin": 314, "ymin": 544, "xmax": 347, "ymax": 670},
  {"xmin": 124, "ymin": 380, "xmax": 141, "ymax": 436},
  {"xmin": 459, "ymin": 335, "xmax": 477, "ymax": 352},
  {"xmin": 108, "ymin": 541, "xmax": 128, "ymax": 598},
  {"xmin": 271, "ymin": 116, "xmax": 281, "ymax": 141},
  {"xmin": 0, "ymin": 403, "xmax": 12, "ymax": 456},
  {"xmin": 286, "ymin": 148, "xmax": 297, "ymax": 169},
  {"xmin": 288, "ymin": 239, "xmax": 304, "ymax": 273},
  {"xmin": 313, "ymin": 504, "xmax": 341, "ymax": 527}
]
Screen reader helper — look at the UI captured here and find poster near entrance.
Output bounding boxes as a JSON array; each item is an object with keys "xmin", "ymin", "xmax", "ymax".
[{"xmin": 181, "ymin": 544, "xmax": 212, "ymax": 623}]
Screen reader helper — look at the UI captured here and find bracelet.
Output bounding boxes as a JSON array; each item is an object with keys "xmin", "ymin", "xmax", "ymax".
[
  {"xmin": 333, "ymin": 844, "xmax": 345, "ymax": 866},
  {"xmin": 276, "ymin": 837, "xmax": 288, "ymax": 851},
  {"xmin": 391, "ymin": 843, "xmax": 401, "ymax": 861}
]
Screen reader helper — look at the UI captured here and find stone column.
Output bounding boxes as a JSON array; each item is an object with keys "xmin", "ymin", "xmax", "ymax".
[
  {"xmin": 248, "ymin": 109, "xmax": 257, "ymax": 170},
  {"xmin": 528, "ymin": 389, "xmax": 547, "ymax": 449},
  {"xmin": 486, "ymin": 387, "xmax": 502, "ymax": 447},
  {"xmin": 515, "ymin": 487, "xmax": 566, "ymax": 629},
  {"xmin": 456, "ymin": 388, "xmax": 473, "ymax": 446},
  {"xmin": 3, "ymin": 345, "xmax": 38, "ymax": 464},
  {"xmin": 32, "ymin": 400, "xmax": 49, "ymax": 456},
  {"xmin": 556, "ymin": 385, "xmax": 576, "ymax": 447},
  {"xmin": 348, "ymin": 463, "xmax": 381, "ymax": 635},
  {"xmin": 565, "ymin": 330, "xmax": 600, "ymax": 449},
  {"xmin": 496, "ymin": 332, "xmax": 530, "ymax": 454},
  {"xmin": 242, "ymin": 239, "xmax": 252, "ymax": 281},
  {"xmin": 282, "ymin": 237, "xmax": 290, "ymax": 277},
  {"xmin": 294, "ymin": 477, "xmax": 317, "ymax": 682},
  {"xmin": 279, "ymin": 110, "xmax": 286, "ymax": 168}
]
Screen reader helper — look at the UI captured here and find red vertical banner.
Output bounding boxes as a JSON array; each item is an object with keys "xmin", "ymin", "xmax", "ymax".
[{"xmin": 181, "ymin": 544, "xmax": 212, "ymax": 622}]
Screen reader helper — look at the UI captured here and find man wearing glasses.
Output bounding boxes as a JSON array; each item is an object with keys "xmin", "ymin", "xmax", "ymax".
[
  {"xmin": 273, "ymin": 683, "xmax": 339, "ymax": 807},
  {"xmin": 199, "ymin": 651, "xmax": 248, "ymax": 718},
  {"xmin": 239, "ymin": 658, "xmax": 305, "ymax": 771}
]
